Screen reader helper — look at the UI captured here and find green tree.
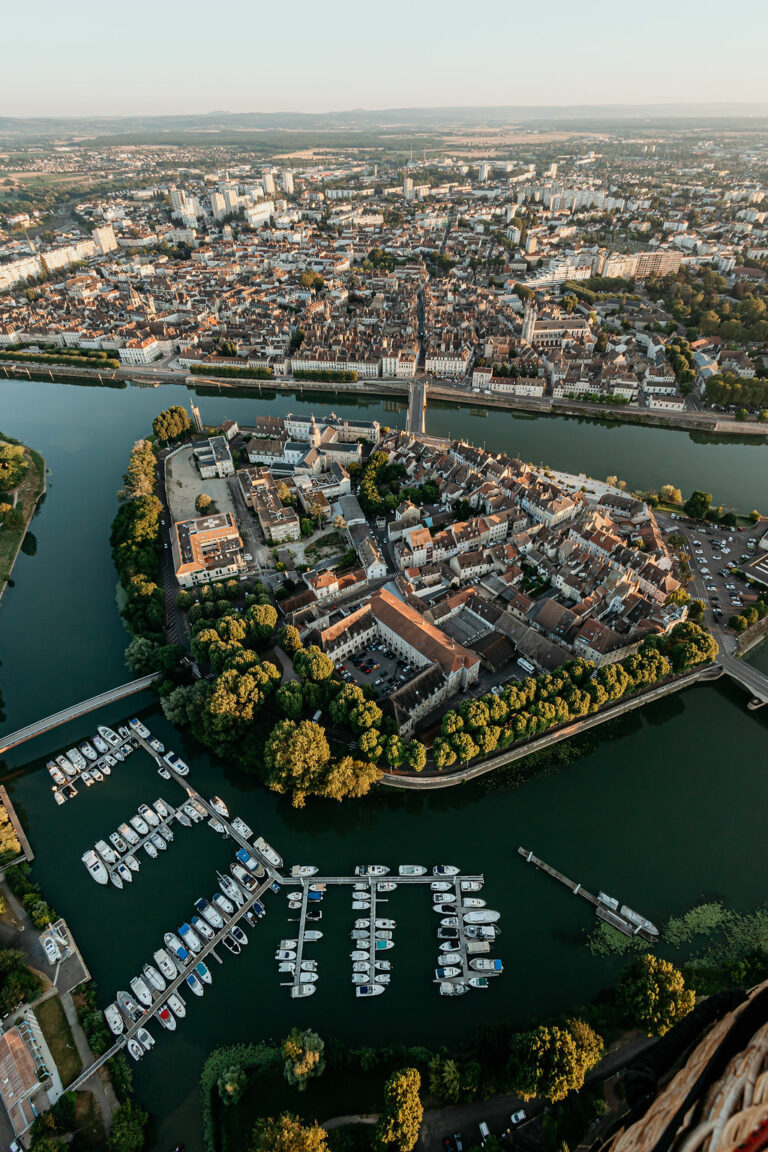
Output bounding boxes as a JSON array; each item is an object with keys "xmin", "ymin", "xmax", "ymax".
[
  {"xmin": 122, "ymin": 439, "xmax": 156, "ymax": 500},
  {"xmin": 0, "ymin": 442, "xmax": 28, "ymax": 491},
  {"xmin": 319, "ymin": 755, "xmax": 381, "ymax": 801},
  {"xmin": 195, "ymin": 493, "xmax": 213, "ymax": 514},
  {"xmin": 108, "ymin": 1101, "xmax": 148, "ymax": 1152},
  {"xmin": 152, "ymin": 405, "xmax": 192, "ymax": 444},
  {"xmin": 432, "ymin": 737, "xmax": 456, "ymax": 771},
  {"xmin": 264, "ymin": 719, "xmax": 331, "ymax": 807},
  {"xmin": 294, "ymin": 645, "xmax": 334, "ymax": 682},
  {"xmin": 246, "ymin": 602, "xmax": 278, "ymax": 644},
  {"xmin": 508, "ymin": 1020, "xmax": 603, "ymax": 1104},
  {"xmin": 250, "ymin": 1115, "xmax": 329, "ymax": 1152},
  {"xmin": 282, "ymin": 1028, "xmax": 326, "ymax": 1091},
  {"xmin": 0, "ymin": 948, "xmax": 41, "ymax": 1013},
  {"xmin": 375, "ymin": 1068, "xmax": 423, "ymax": 1152},
  {"xmin": 217, "ymin": 1064, "xmax": 247, "ymax": 1106},
  {"xmin": 683, "ymin": 489, "xmax": 712, "ymax": 520},
  {"xmin": 617, "ymin": 954, "xmax": 695, "ymax": 1036},
  {"xmin": 277, "ymin": 625, "xmax": 303, "ymax": 654},
  {"xmin": 276, "ymin": 681, "xmax": 304, "ymax": 719},
  {"xmin": 659, "ymin": 484, "xmax": 683, "ymax": 506},
  {"xmin": 405, "ymin": 740, "xmax": 427, "ymax": 772}
]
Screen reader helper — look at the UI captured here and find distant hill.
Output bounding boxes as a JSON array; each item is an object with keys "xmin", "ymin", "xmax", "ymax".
[{"xmin": 2, "ymin": 104, "xmax": 768, "ymax": 141}]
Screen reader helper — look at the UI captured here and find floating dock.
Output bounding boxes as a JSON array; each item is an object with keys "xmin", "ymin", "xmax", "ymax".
[{"xmin": 517, "ymin": 847, "xmax": 658, "ymax": 941}]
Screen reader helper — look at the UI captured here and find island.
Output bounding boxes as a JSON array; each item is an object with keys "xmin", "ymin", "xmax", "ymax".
[{"xmin": 0, "ymin": 433, "xmax": 45, "ymax": 598}]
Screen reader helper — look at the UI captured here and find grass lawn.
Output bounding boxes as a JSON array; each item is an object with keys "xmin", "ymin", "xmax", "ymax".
[
  {"xmin": 0, "ymin": 444, "xmax": 45, "ymax": 592},
  {"xmin": 36, "ymin": 995, "xmax": 83, "ymax": 1084},
  {"xmin": 72, "ymin": 1090, "xmax": 107, "ymax": 1151},
  {"xmin": 220, "ymin": 1064, "xmax": 384, "ymax": 1151}
]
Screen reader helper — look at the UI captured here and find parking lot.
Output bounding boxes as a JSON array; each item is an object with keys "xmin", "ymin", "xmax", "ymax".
[
  {"xmin": 664, "ymin": 518, "xmax": 761, "ymax": 626},
  {"xmin": 337, "ymin": 642, "xmax": 420, "ymax": 695}
]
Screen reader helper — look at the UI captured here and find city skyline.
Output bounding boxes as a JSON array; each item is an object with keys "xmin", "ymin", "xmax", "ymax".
[{"xmin": 4, "ymin": 0, "xmax": 768, "ymax": 118}]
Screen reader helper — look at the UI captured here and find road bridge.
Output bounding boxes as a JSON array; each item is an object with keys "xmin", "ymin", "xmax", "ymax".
[
  {"xmin": 718, "ymin": 651, "xmax": 768, "ymax": 707},
  {"xmin": 406, "ymin": 378, "xmax": 427, "ymax": 435},
  {"xmin": 0, "ymin": 675, "xmax": 160, "ymax": 755}
]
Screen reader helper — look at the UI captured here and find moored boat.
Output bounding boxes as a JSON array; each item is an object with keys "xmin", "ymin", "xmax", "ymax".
[
  {"xmin": 252, "ymin": 836, "xmax": 282, "ymax": 869},
  {"xmin": 194, "ymin": 898, "xmax": 224, "ymax": 930},
  {"xmin": 48, "ymin": 761, "xmax": 66, "ymax": 786},
  {"xmin": 356, "ymin": 983, "xmax": 384, "ymax": 997},
  {"xmin": 218, "ymin": 873, "xmax": 245, "ymax": 906},
  {"xmin": 130, "ymin": 976, "xmax": 153, "ymax": 1007},
  {"xmin": 127, "ymin": 1038, "xmax": 145, "ymax": 1061},
  {"xmin": 130, "ymin": 814, "xmax": 149, "ymax": 837},
  {"xmin": 136, "ymin": 1026, "xmax": 155, "ymax": 1050},
  {"xmin": 93, "ymin": 734, "xmax": 109, "ymax": 755},
  {"xmin": 67, "ymin": 748, "xmax": 86, "ymax": 771},
  {"xmin": 186, "ymin": 971, "xmax": 204, "ymax": 997},
  {"xmin": 439, "ymin": 981, "xmax": 467, "ymax": 997},
  {"xmin": 104, "ymin": 1003, "xmax": 124, "ymax": 1035},
  {"xmin": 178, "ymin": 923, "xmax": 202, "ymax": 954},
  {"xmin": 354, "ymin": 864, "xmax": 388, "ymax": 876},
  {"xmin": 468, "ymin": 976, "xmax": 490, "ymax": 989},
  {"xmin": 463, "ymin": 910, "xmax": 500, "ymax": 924},
  {"xmin": 82, "ymin": 850, "xmax": 109, "ymax": 885},
  {"xmin": 433, "ymin": 865, "xmax": 459, "ymax": 876},
  {"xmin": 153, "ymin": 949, "xmax": 177, "ymax": 980},
  {"xmin": 116, "ymin": 990, "xmax": 144, "ymax": 1022},
  {"xmin": 144, "ymin": 840, "xmax": 158, "ymax": 860},
  {"xmin": 290, "ymin": 984, "xmax": 315, "ymax": 998},
  {"xmin": 95, "ymin": 839, "xmax": 117, "ymax": 864},
  {"xmin": 118, "ymin": 822, "xmax": 139, "ymax": 846},
  {"xmin": 138, "ymin": 803, "xmax": 160, "ymax": 828},
  {"xmin": 398, "ymin": 864, "xmax": 426, "ymax": 875},
  {"xmin": 143, "ymin": 963, "xmax": 166, "ymax": 993},
  {"xmin": 232, "ymin": 816, "xmax": 253, "ymax": 839},
  {"xmin": 80, "ymin": 741, "xmax": 97, "ymax": 762},
  {"xmin": 157, "ymin": 1005, "xmax": 176, "ymax": 1031},
  {"xmin": 195, "ymin": 961, "xmax": 212, "ymax": 986},
  {"xmin": 98, "ymin": 726, "xmax": 121, "ymax": 747},
  {"xmin": 190, "ymin": 914, "xmax": 214, "ymax": 941}
]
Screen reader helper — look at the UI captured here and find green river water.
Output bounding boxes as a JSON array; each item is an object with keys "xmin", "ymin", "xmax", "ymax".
[{"xmin": 1, "ymin": 377, "xmax": 768, "ymax": 1151}]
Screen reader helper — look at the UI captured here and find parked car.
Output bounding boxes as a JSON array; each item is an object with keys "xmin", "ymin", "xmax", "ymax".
[
  {"xmin": 478, "ymin": 1121, "xmax": 491, "ymax": 1145},
  {"xmin": 510, "ymin": 1110, "xmax": 527, "ymax": 1125}
]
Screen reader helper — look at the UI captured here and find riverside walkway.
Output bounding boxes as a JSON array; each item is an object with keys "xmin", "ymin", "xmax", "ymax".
[{"xmin": 0, "ymin": 675, "xmax": 160, "ymax": 755}]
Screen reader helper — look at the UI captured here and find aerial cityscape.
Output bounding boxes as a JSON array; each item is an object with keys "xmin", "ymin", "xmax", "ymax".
[{"xmin": 2, "ymin": 5, "xmax": 768, "ymax": 1152}]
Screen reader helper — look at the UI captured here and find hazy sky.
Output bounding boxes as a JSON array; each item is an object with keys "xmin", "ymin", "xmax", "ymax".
[{"xmin": 4, "ymin": 0, "xmax": 768, "ymax": 117}]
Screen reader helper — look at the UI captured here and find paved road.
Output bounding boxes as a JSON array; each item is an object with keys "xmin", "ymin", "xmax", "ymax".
[{"xmin": 417, "ymin": 1035, "xmax": 656, "ymax": 1150}]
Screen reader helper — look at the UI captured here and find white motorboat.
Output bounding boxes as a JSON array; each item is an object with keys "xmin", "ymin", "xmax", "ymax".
[
  {"xmin": 101, "ymin": 758, "xmax": 114, "ymax": 774},
  {"xmin": 190, "ymin": 915, "xmax": 214, "ymax": 941},
  {"xmin": 80, "ymin": 741, "xmax": 98, "ymax": 762},
  {"xmin": 42, "ymin": 935, "xmax": 61, "ymax": 965},
  {"xmin": 354, "ymin": 919, "xmax": 371, "ymax": 929},
  {"xmin": 431, "ymin": 881, "xmax": 452, "ymax": 892},
  {"xmin": 354, "ymin": 865, "xmax": 388, "ymax": 876},
  {"xmin": 289, "ymin": 864, "xmax": 318, "ymax": 877},
  {"xmin": 398, "ymin": 865, "xmax": 426, "ymax": 876},
  {"xmin": 109, "ymin": 868, "xmax": 124, "ymax": 890},
  {"xmin": 124, "ymin": 854, "xmax": 140, "ymax": 873},
  {"xmin": 375, "ymin": 930, "xmax": 393, "ymax": 941},
  {"xmin": 253, "ymin": 836, "xmax": 282, "ymax": 869},
  {"xmin": 356, "ymin": 984, "xmax": 384, "ymax": 997},
  {"xmin": 352, "ymin": 973, "xmax": 370, "ymax": 985},
  {"xmin": 109, "ymin": 832, "xmax": 128, "ymax": 854},
  {"xmin": 469, "ymin": 977, "xmax": 490, "ymax": 989},
  {"xmin": 350, "ymin": 950, "xmax": 369, "ymax": 962},
  {"xmin": 157, "ymin": 1005, "xmax": 176, "ymax": 1031},
  {"xmin": 353, "ymin": 961, "xmax": 371, "ymax": 973},
  {"xmin": 304, "ymin": 930, "xmax": 323, "ymax": 942},
  {"xmin": 461, "ymin": 898, "xmax": 486, "ymax": 909},
  {"xmin": 93, "ymin": 734, "xmax": 110, "ymax": 755},
  {"xmin": 465, "ymin": 924, "xmax": 496, "ymax": 940},
  {"xmin": 157, "ymin": 824, "xmax": 173, "ymax": 843},
  {"xmin": 127, "ymin": 1038, "xmax": 145, "ymax": 1060},
  {"xmin": 98, "ymin": 726, "xmax": 121, "ymax": 747},
  {"xmin": 58, "ymin": 754, "xmax": 78, "ymax": 777},
  {"xmin": 295, "ymin": 971, "xmax": 317, "ymax": 983},
  {"xmin": 153, "ymin": 799, "xmax": 172, "ymax": 820},
  {"xmin": 231, "ymin": 816, "xmax": 253, "ymax": 839},
  {"xmin": 178, "ymin": 923, "xmax": 202, "ymax": 954},
  {"xmin": 48, "ymin": 761, "xmax": 67, "ymax": 787},
  {"xmin": 53, "ymin": 789, "xmax": 66, "ymax": 806},
  {"xmin": 433, "ymin": 865, "xmax": 460, "ymax": 876},
  {"xmin": 163, "ymin": 751, "xmax": 189, "ymax": 776},
  {"xmin": 111, "ymin": 749, "xmax": 124, "ymax": 763},
  {"xmin": 95, "ymin": 839, "xmax": 117, "ymax": 864},
  {"xmin": 118, "ymin": 726, "xmax": 131, "ymax": 740},
  {"xmin": 439, "ymin": 952, "xmax": 462, "ymax": 965},
  {"xmin": 223, "ymin": 933, "xmax": 241, "ymax": 955},
  {"xmin": 463, "ymin": 910, "xmax": 500, "ymax": 924},
  {"xmin": 151, "ymin": 833, "xmax": 167, "ymax": 853},
  {"xmin": 183, "ymin": 801, "xmax": 203, "ymax": 823},
  {"xmin": 279, "ymin": 939, "xmax": 299, "ymax": 950},
  {"xmin": 136, "ymin": 1026, "xmax": 155, "ymax": 1050},
  {"xmin": 130, "ymin": 814, "xmax": 149, "ymax": 837},
  {"xmin": 433, "ymin": 904, "xmax": 457, "ymax": 915},
  {"xmin": 290, "ymin": 984, "xmax": 315, "ymax": 998},
  {"xmin": 185, "ymin": 972, "xmax": 204, "ymax": 997},
  {"xmin": 210, "ymin": 795, "xmax": 229, "ymax": 818},
  {"xmin": 440, "ymin": 941, "xmax": 461, "ymax": 952},
  {"xmin": 130, "ymin": 976, "xmax": 153, "ymax": 1008},
  {"xmin": 231, "ymin": 863, "xmax": 257, "ymax": 892},
  {"xmin": 129, "ymin": 718, "xmax": 150, "ymax": 739},
  {"xmin": 377, "ymin": 882, "xmax": 397, "ymax": 893},
  {"xmin": 213, "ymin": 892, "xmax": 234, "ymax": 917},
  {"xmin": 434, "ymin": 893, "xmax": 456, "ymax": 904},
  {"xmin": 278, "ymin": 960, "xmax": 295, "ymax": 974},
  {"xmin": 208, "ymin": 817, "xmax": 227, "ymax": 836},
  {"xmin": 158, "ymin": 765, "xmax": 171, "ymax": 780},
  {"xmin": 351, "ymin": 929, "xmax": 370, "ymax": 941},
  {"xmin": 441, "ymin": 916, "xmax": 460, "ymax": 928},
  {"xmin": 275, "ymin": 949, "xmax": 296, "ymax": 961},
  {"xmin": 437, "ymin": 926, "xmax": 459, "ymax": 940},
  {"xmin": 375, "ymin": 973, "xmax": 391, "ymax": 984},
  {"xmin": 194, "ymin": 961, "xmax": 212, "ymax": 986},
  {"xmin": 175, "ymin": 808, "xmax": 192, "ymax": 828},
  {"xmin": 67, "ymin": 748, "xmax": 86, "ymax": 771},
  {"xmin": 153, "ymin": 950, "xmax": 177, "ymax": 980},
  {"xmin": 118, "ymin": 822, "xmax": 139, "ymax": 846},
  {"xmin": 164, "ymin": 931, "xmax": 185, "ymax": 955},
  {"xmin": 115, "ymin": 861, "xmax": 132, "ymax": 885},
  {"xmin": 375, "ymin": 918, "xmax": 395, "ymax": 929},
  {"xmin": 81, "ymin": 771, "xmax": 94, "ymax": 787},
  {"xmin": 117, "ymin": 990, "xmax": 144, "ymax": 1022},
  {"xmin": 143, "ymin": 964, "xmax": 166, "ymax": 993},
  {"xmin": 104, "ymin": 1003, "xmax": 124, "ymax": 1035},
  {"xmin": 436, "ymin": 965, "xmax": 461, "ymax": 980},
  {"xmin": 144, "ymin": 840, "xmax": 158, "ymax": 860},
  {"xmin": 230, "ymin": 925, "xmax": 248, "ymax": 948},
  {"xmin": 190, "ymin": 800, "xmax": 208, "ymax": 821},
  {"xmin": 138, "ymin": 803, "xmax": 160, "ymax": 828},
  {"xmin": 149, "ymin": 738, "xmax": 165, "ymax": 754},
  {"xmin": 439, "ymin": 982, "xmax": 467, "ymax": 996},
  {"xmin": 375, "ymin": 960, "xmax": 392, "ymax": 972},
  {"xmin": 218, "ymin": 874, "xmax": 245, "ymax": 906},
  {"xmin": 470, "ymin": 958, "xmax": 503, "ymax": 974},
  {"xmin": 82, "ymin": 850, "xmax": 109, "ymax": 885},
  {"xmin": 352, "ymin": 901, "xmax": 371, "ymax": 911},
  {"xmin": 91, "ymin": 766, "xmax": 104, "ymax": 783},
  {"xmin": 194, "ymin": 898, "xmax": 223, "ymax": 929}
]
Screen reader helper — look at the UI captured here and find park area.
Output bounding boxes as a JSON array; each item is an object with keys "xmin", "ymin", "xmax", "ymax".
[{"xmin": 0, "ymin": 437, "xmax": 45, "ymax": 594}]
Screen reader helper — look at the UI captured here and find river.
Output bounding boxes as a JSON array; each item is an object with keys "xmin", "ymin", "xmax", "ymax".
[{"xmin": 1, "ymin": 376, "xmax": 767, "ymax": 1151}]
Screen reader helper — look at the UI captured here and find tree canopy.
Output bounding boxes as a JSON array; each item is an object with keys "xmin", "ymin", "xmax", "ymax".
[
  {"xmin": 0, "ymin": 442, "xmax": 28, "ymax": 492},
  {"xmin": 152, "ymin": 405, "xmax": 192, "ymax": 443},
  {"xmin": 282, "ymin": 1028, "xmax": 326, "ymax": 1091},
  {"xmin": 617, "ymin": 954, "xmax": 695, "ymax": 1036},
  {"xmin": 508, "ymin": 1019, "xmax": 604, "ymax": 1103},
  {"xmin": 375, "ymin": 1067, "xmax": 423, "ymax": 1151},
  {"xmin": 250, "ymin": 1115, "xmax": 329, "ymax": 1152}
]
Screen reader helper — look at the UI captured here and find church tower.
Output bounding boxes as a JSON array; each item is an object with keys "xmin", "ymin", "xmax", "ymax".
[{"xmin": 522, "ymin": 302, "xmax": 536, "ymax": 345}]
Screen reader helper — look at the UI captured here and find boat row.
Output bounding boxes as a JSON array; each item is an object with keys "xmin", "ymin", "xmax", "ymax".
[
  {"xmin": 81, "ymin": 797, "xmax": 200, "ymax": 887},
  {"xmin": 350, "ymin": 882, "xmax": 395, "ymax": 999},
  {"xmin": 432, "ymin": 871, "xmax": 503, "ymax": 997},
  {"xmin": 279, "ymin": 876, "xmax": 324, "ymax": 997},
  {"xmin": 128, "ymin": 718, "xmax": 191, "ymax": 780},
  {"xmin": 104, "ymin": 854, "xmax": 270, "ymax": 1054},
  {"xmin": 48, "ymin": 725, "xmax": 139, "ymax": 804},
  {"xmin": 353, "ymin": 864, "xmax": 459, "ymax": 878}
]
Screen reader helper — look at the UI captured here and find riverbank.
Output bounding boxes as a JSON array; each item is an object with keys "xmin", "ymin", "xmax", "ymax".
[
  {"xmin": 0, "ymin": 435, "xmax": 46, "ymax": 599},
  {"xmin": 381, "ymin": 663, "xmax": 723, "ymax": 789},
  {"xmin": 4, "ymin": 360, "xmax": 767, "ymax": 440}
]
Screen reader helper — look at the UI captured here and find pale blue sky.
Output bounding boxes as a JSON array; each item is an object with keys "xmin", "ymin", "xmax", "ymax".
[{"xmin": 3, "ymin": 0, "xmax": 768, "ymax": 118}]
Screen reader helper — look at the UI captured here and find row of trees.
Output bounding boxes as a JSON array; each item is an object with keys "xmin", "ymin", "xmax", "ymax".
[
  {"xmin": 430, "ymin": 625, "xmax": 717, "ymax": 771},
  {"xmin": 190, "ymin": 363, "xmax": 274, "ymax": 381},
  {"xmin": 152, "ymin": 404, "xmax": 192, "ymax": 444},
  {"xmin": 730, "ymin": 594, "xmax": 768, "ymax": 633},
  {"xmin": 110, "ymin": 438, "xmax": 164, "ymax": 641},
  {"xmin": 293, "ymin": 369, "xmax": 358, "ymax": 383},
  {"xmin": 704, "ymin": 373, "xmax": 768, "ymax": 412}
]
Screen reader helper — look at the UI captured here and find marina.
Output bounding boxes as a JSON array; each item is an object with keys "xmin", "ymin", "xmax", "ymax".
[
  {"xmin": 47, "ymin": 724, "xmax": 140, "ymax": 805},
  {"xmin": 517, "ymin": 846, "xmax": 659, "ymax": 941},
  {"xmin": 81, "ymin": 796, "xmax": 189, "ymax": 888}
]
